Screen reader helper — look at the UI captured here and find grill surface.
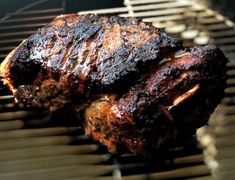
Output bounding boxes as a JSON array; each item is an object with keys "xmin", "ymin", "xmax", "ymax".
[{"xmin": 0, "ymin": 0, "xmax": 235, "ymax": 179}]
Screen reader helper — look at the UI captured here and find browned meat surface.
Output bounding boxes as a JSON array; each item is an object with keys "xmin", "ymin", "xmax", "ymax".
[
  {"xmin": 0, "ymin": 14, "xmax": 181, "ymax": 111},
  {"xmin": 85, "ymin": 45, "xmax": 227, "ymax": 154},
  {"xmin": 0, "ymin": 14, "xmax": 227, "ymax": 155}
]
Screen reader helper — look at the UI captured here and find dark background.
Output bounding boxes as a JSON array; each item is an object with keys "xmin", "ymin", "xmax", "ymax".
[
  {"xmin": 0, "ymin": 0, "xmax": 234, "ymax": 21},
  {"xmin": 0, "ymin": 0, "xmax": 37, "ymax": 17},
  {"xmin": 64, "ymin": 0, "xmax": 123, "ymax": 13},
  {"xmin": 200, "ymin": 0, "xmax": 235, "ymax": 21},
  {"xmin": 0, "ymin": 0, "xmax": 123, "ymax": 18}
]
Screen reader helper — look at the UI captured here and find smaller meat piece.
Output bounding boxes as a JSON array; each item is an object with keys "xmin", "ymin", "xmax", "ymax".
[{"xmin": 85, "ymin": 45, "xmax": 227, "ymax": 154}]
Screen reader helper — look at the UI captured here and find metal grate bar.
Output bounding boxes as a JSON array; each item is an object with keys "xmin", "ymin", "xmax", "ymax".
[
  {"xmin": 0, "ymin": 127, "xmax": 78, "ymax": 140},
  {"xmin": 120, "ymin": 8, "xmax": 187, "ymax": 17},
  {"xmin": 0, "ymin": 54, "xmax": 7, "ymax": 59},
  {"xmin": 202, "ymin": 24, "xmax": 234, "ymax": 31},
  {"xmin": 142, "ymin": 14, "xmax": 184, "ymax": 22},
  {"xmin": 0, "ymin": 31, "xmax": 35, "ymax": 38},
  {"xmin": 78, "ymin": 1, "xmax": 190, "ymax": 15},
  {"xmin": 78, "ymin": 7, "xmax": 128, "ymax": 15},
  {"xmin": 0, "ymin": 145, "xmax": 100, "ymax": 162},
  {"xmin": 213, "ymin": 37, "xmax": 235, "ymax": 45},
  {"xmin": 0, "ymin": 111, "xmax": 47, "ymax": 121},
  {"xmin": 0, "ymin": 154, "xmax": 110, "ymax": 173},
  {"xmin": 123, "ymin": 165, "xmax": 210, "ymax": 179},
  {"xmin": 0, "ymin": 95, "xmax": 14, "ymax": 101},
  {"xmin": 0, "ymin": 23, "xmax": 46, "ymax": 30},
  {"xmin": 0, "ymin": 165, "xmax": 115, "ymax": 180},
  {"xmin": 0, "ymin": 136, "xmax": 75, "ymax": 151},
  {"xmin": 0, "ymin": 120, "xmax": 24, "ymax": 131},
  {"xmin": 0, "ymin": 46, "xmax": 16, "ymax": 51},
  {"xmin": 209, "ymin": 30, "xmax": 235, "ymax": 38},
  {"xmin": 0, "ymin": 15, "xmax": 57, "ymax": 24},
  {"xmin": 124, "ymin": 0, "xmax": 176, "ymax": 6},
  {"xmin": 0, "ymin": 38, "xmax": 25, "ymax": 44},
  {"xmin": 7, "ymin": 8, "xmax": 64, "ymax": 16}
]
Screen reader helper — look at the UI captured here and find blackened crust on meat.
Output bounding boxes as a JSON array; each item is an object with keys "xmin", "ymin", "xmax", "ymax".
[
  {"xmin": 0, "ymin": 13, "xmax": 227, "ymax": 155},
  {"xmin": 0, "ymin": 14, "xmax": 181, "ymax": 111},
  {"xmin": 85, "ymin": 45, "xmax": 227, "ymax": 154}
]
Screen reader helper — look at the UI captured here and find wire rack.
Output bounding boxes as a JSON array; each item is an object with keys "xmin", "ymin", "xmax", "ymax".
[{"xmin": 0, "ymin": 0, "xmax": 235, "ymax": 179}]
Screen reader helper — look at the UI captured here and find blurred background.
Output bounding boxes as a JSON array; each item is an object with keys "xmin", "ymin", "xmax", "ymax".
[
  {"xmin": 0, "ymin": 0, "xmax": 235, "ymax": 179},
  {"xmin": 0, "ymin": 0, "xmax": 123, "ymax": 18},
  {"xmin": 198, "ymin": 0, "xmax": 235, "ymax": 21},
  {"xmin": 0, "ymin": 0, "xmax": 234, "ymax": 21}
]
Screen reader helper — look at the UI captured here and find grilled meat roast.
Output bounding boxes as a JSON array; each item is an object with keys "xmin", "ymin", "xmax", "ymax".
[
  {"xmin": 0, "ymin": 14, "xmax": 227, "ymax": 154},
  {"xmin": 0, "ymin": 14, "xmax": 181, "ymax": 111}
]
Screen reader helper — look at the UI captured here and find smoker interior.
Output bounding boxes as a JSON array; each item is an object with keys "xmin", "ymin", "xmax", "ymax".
[{"xmin": 0, "ymin": 0, "xmax": 235, "ymax": 179}]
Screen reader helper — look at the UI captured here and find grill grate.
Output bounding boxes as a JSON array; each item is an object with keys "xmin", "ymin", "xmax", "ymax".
[{"xmin": 0, "ymin": 0, "xmax": 235, "ymax": 179}]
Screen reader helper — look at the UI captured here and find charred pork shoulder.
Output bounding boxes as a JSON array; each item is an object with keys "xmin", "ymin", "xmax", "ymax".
[{"xmin": 0, "ymin": 14, "xmax": 227, "ymax": 154}]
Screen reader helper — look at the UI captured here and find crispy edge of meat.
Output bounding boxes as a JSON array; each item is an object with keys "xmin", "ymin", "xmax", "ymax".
[{"xmin": 84, "ymin": 45, "xmax": 227, "ymax": 154}]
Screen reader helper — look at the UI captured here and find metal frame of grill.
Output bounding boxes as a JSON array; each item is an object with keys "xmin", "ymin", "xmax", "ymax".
[{"xmin": 0, "ymin": 0, "xmax": 235, "ymax": 179}]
